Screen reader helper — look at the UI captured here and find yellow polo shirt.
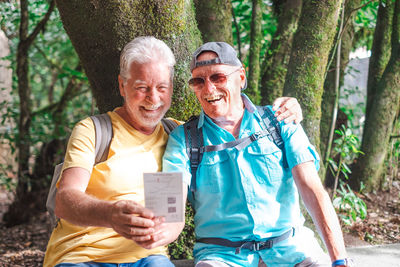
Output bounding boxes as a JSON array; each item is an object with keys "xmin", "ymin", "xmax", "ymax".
[{"xmin": 44, "ymin": 109, "xmax": 178, "ymax": 267}]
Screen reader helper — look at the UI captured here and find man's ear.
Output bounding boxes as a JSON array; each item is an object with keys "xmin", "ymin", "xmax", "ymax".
[
  {"xmin": 118, "ymin": 75, "xmax": 126, "ymax": 97},
  {"xmin": 239, "ymin": 68, "xmax": 246, "ymax": 89}
]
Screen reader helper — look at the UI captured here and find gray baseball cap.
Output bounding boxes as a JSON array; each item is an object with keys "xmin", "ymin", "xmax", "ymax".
[{"xmin": 190, "ymin": 42, "xmax": 247, "ymax": 90}]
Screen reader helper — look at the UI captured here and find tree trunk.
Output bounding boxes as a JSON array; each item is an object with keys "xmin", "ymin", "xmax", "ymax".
[
  {"xmin": 321, "ymin": 0, "xmax": 361, "ymax": 182},
  {"xmin": 283, "ymin": 0, "xmax": 342, "ymax": 166},
  {"xmin": 351, "ymin": 0, "xmax": 400, "ymax": 192},
  {"xmin": 246, "ymin": 0, "xmax": 263, "ymax": 104},
  {"xmin": 56, "ymin": 0, "xmax": 201, "ymax": 120},
  {"xmin": 193, "ymin": 0, "xmax": 233, "ymax": 44},
  {"xmin": 260, "ymin": 0, "xmax": 302, "ymax": 105},
  {"xmin": 55, "ymin": 0, "xmax": 202, "ymax": 258},
  {"xmin": 4, "ymin": 0, "xmax": 56, "ymax": 227},
  {"xmin": 365, "ymin": 0, "xmax": 394, "ymax": 120}
]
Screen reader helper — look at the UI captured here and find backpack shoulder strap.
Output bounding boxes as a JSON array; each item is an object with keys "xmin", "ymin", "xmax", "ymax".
[
  {"xmin": 47, "ymin": 113, "xmax": 113, "ymax": 228},
  {"xmin": 90, "ymin": 113, "xmax": 113, "ymax": 164},
  {"xmin": 256, "ymin": 105, "xmax": 288, "ymax": 168},
  {"xmin": 183, "ymin": 116, "xmax": 203, "ymax": 194},
  {"xmin": 161, "ymin": 118, "xmax": 179, "ymax": 135}
]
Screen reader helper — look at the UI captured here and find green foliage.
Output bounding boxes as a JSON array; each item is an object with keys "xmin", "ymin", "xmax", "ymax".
[
  {"xmin": 0, "ymin": 163, "xmax": 16, "ymax": 191},
  {"xmin": 328, "ymin": 125, "xmax": 364, "ymax": 200},
  {"xmin": 0, "ymin": 0, "xmax": 93, "ymax": 186},
  {"xmin": 168, "ymin": 204, "xmax": 196, "ymax": 259},
  {"xmin": 231, "ymin": 0, "xmax": 276, "ymax": 66},
  {"xmin": 328, "ymin": 124, "xmax": 367, "ymax": 225},
  {"xmin": 333, "ymin": 181, "xmax": 367, "ymax": 225},
  {"xmin": 331, "ymin": 125, "xmax": 364, "ymax": 170},
  {"xmin": 353, "ymin": 0, "xmax": 379, "ymax": 51}
]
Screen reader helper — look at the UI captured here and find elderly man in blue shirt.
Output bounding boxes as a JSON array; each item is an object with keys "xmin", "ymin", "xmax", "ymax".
[{"xmin": 162, "ymin": 42, "xmax": 351, "ymax": 267}]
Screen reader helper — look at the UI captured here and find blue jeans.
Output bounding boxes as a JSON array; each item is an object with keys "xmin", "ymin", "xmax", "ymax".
[{"xmin": 54, "ymin": 255, "xmax": 175, "ymax": 267}]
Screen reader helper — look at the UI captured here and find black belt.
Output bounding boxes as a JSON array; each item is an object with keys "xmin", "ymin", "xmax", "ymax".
[{"xmin": 197, "ymin": 228, "xmax": 294, "ymax": 254}]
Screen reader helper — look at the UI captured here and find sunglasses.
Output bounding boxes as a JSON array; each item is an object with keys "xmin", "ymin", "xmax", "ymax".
[{"xmin": 188, "ymin": 68, "xmax": 241, "ymax": 91}]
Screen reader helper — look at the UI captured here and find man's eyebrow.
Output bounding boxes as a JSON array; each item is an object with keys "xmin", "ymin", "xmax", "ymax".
[{"xmin": 133, "ymin": 80, "xmax": 146, "ymax": 85}]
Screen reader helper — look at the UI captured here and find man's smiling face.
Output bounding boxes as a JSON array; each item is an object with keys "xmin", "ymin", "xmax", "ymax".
[{"xmin": 191, "ymin": 52, "xmax": 246, "ymax": 121}]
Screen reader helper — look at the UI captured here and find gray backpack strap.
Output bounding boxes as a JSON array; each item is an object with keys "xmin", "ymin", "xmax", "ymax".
[
  {"xmin": 202, "ymin": 130, "xmax": 269, "ymax": 152},
  {"xmin": 47, "ymin": 113, "xmax": 113, "ymax": 228},
  {"xmin": 256, "ymin": 106, "xmax": 288, "ymax": 168},
  {"xmin": 90, "ymin": 113, "xmax": 113, "ymax": 164},
  {"xmin": 161, "ymin": 118, "xmax": 178, "ymax": 135}
]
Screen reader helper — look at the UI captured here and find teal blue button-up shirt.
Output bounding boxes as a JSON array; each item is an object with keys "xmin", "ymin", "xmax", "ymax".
[{"xmin": 162, "ymin": 94, "xmax": 320, "ymax": 264}]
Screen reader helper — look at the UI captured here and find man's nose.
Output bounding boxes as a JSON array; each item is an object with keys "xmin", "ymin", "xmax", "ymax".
[
  {"xmin": 203, "ymin": 77, "xmax": 216, "ymax": 92},
  {"xmin": 145, "ymin": 88, "xmax": 160, "ymax": 103}
]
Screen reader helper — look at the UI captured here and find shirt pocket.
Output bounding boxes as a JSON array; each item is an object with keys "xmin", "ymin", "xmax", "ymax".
[
  {"xmin": 246, "ymin": 139, "xmax": 285, "ymax": 184},
  {"xmin": 197, "ymin": 151, "xmax": 229, "ymax": 193}
]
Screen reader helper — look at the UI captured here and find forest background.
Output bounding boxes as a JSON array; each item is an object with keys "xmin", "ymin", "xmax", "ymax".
[{"xmin": 0, "ymin": 0, "xmax": 399, "ymax": 265}]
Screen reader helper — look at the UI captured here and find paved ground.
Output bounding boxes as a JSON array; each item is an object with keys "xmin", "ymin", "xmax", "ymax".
[
  {"xmin": 173, "ymin": 243, "xmax": 400, "ymax": 266},
  {"xmin": 347, "ymin": 243, "xmax": 400, "ymax": 267}
]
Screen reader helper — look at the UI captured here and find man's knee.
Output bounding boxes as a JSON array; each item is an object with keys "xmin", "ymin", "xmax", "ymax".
[
  {"xmin": 137, "ymin": 255, "xmax": 175, "ymax": 267},
  {"xmin": 294, "ymin": 257, "xmax": 330, "ymax": 267}
]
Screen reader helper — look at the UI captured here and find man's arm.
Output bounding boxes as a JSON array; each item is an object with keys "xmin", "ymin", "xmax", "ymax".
[
  {"xmin": 292, "ymin": 161, "xmax": 348, "ymax": 262},
  {"xmin": 55, "ymin": 167, "xmax": 157, "ymax": 242}
]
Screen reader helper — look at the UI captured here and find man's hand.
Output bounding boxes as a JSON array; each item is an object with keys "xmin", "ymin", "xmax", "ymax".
[
  {"xmin": 272, "ymin": 97, "xmax": 303, "ymax": 124},
  {"xmin": 109, "ymin": 200, "xmax": 158, "ymax": 242},
  {"xmin": 135, "ymin": 219, "xmax": 185, "ymax": 249}
]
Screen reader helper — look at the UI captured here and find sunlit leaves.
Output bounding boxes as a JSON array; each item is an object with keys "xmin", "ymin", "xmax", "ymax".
[{"xmin": 231, "ymin": 0, "xmax": 276, "ymax": 66}]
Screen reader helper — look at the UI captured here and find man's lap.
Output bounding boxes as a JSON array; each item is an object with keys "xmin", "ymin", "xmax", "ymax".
[
  {"xmin": 194, "ymin": 227, "xmax": 330, "ymax": 267},
  {"xmin": 54, "ymin": 255, "xmax": 174, "ymax": 267}
]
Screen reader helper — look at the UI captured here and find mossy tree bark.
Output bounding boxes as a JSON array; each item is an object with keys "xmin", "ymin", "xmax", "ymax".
[
  {"xmin": 56, "ymin": 0, "xmax": 201, "ymax": 120},
  {"xmin": 351, "ymin": 0, "xmax": 400, "ymax": 192},
  {"xmin": 193, "ymin": 0, "xmax": 233, "ymax": 44},
  {"xmin": 260, "ymin": 0, "xmax": 302, "ymax": 105},
  {"xmin": 246, "ymin": 0, "xmax": 263, "ymax": 104},
  {"xmin": 321, "ymin": 0, "xmax": 361, "ymax": 182},
  {"xmin": 365, "ymin": 0, "xmax": 394, "ymax": 121},
  {"xmin": 283, "ymin": 0, "xmax": 342, "ymax": 170}
]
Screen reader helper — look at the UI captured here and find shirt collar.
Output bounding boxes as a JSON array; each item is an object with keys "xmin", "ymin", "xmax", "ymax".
[{"xmin": 197, "ymin": 93, "xmax": 257, "ymax": 128}]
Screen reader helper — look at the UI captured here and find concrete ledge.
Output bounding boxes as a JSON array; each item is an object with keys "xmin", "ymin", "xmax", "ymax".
[
  {"xmin": 172, "ymin": 244, "xmax": 400, "ymax": 267},
  {"xmin": 172, "ymin": 259, "xmax": 195, "ymax": 267}
]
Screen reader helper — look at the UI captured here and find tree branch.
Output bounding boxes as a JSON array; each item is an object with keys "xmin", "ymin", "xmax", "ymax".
[
  {"xmin": 25, "ymin": 0, "xmax": 56, "ymax": 47},
  {"xmin": 231, "ymin": 5, "xmax": 242, "ymax": 60},
  {"xmin": 325, "ymin": 0, "xmax": 376, "ymax": 80},
  {"xmin": 31, "ymin": 88, "xmax": 89, "ymax": 117}
]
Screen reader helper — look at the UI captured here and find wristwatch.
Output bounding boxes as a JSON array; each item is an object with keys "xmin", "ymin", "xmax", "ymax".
[{"xmin": 332, "ymin": 258, "xmax": 354, "ymax": 267}]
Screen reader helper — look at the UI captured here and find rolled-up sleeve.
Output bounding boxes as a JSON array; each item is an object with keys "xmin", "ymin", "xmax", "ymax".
[{"xmin": 162, "ymin": 125, "xmax": 192, "ymax": 186}]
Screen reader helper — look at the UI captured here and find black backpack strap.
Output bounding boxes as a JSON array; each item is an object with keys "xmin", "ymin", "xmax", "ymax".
[
  {"xmin": 90, "ymin": 113, "xmax": 113, "ymax": 164},
  {"xmin": 183, "ymin": 116, "xmax": 203, "ymax": 194},
  {"xmin": 161, "ymin": 118, "xmax": 178, "ymax": 135},
  {"xmin": 256, "ymin": 106, "xmax": 288, "ymax": 168}
]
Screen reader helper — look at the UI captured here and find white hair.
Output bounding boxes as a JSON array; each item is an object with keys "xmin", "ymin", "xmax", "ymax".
[{"xmin": 119, "ymin": 36, "xmax": 176, "ymax": 83}]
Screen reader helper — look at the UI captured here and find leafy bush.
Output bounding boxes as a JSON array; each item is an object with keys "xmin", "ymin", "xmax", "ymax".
[
  {"xmin": 333, "ymin": 182, "xmax": 367, "ymax": 225},
  {"xmin": 168, "ymin": 204, "xmax": 195, "ymax": 259}
]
